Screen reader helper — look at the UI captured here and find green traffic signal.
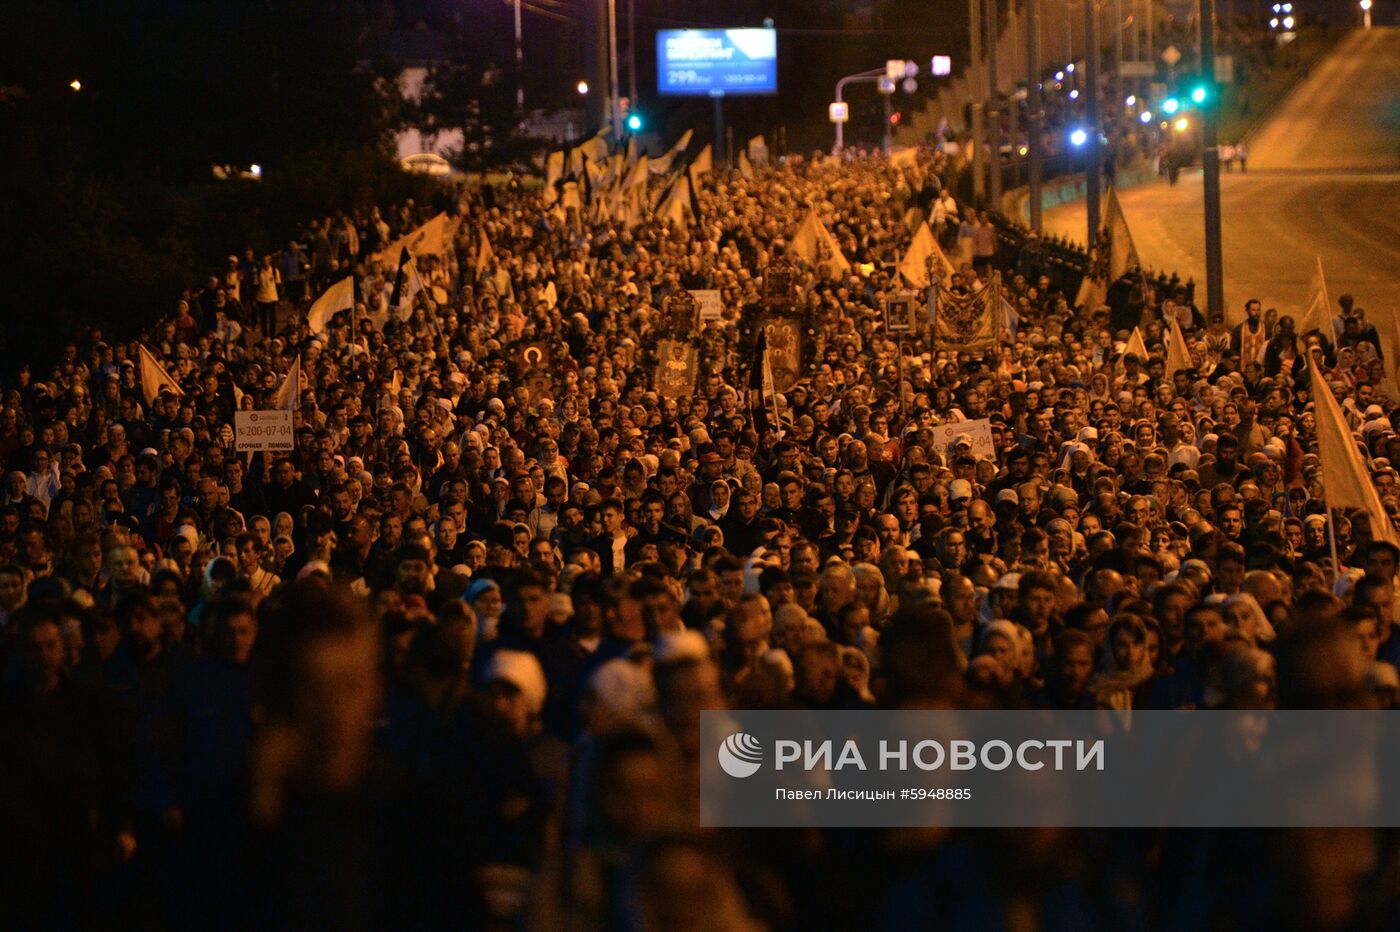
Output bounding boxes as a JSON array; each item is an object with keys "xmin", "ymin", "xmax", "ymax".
[
  {"xmin": 1190, "ymin": 85, "xmax": 1208, "ymax": 105},
  {"xmin": 626, "ymin": 113, "xmax": 644, "ymax": 132},
  {"xmin": 1162, "ymin": 97, "xmax": 1180, "ymax": 114}
]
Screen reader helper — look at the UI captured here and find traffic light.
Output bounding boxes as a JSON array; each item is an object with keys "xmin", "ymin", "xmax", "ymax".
[
  {"xmin": 1190, "ymin": 85, "xmax": 1208, "ymax": 105},
  {"xmin": 619, "ymin": 97, "xmax": 643, "ymax": 132},
  {"xmin": 1162, "ymin": 96, "xmax": 1180, "ymax": 115},
  {"xmin": 889, "ymin": 110, "xmax": 902, "ymax": 125}
]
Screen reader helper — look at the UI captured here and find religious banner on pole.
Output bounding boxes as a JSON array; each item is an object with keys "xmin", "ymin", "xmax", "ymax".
[
  {"xmin": 932, "ymin": 272, "xmax": 1002, "ymax": 351},
  {"xmin": 658, "ymin": 289, "xmax": 700, "ymax": 335},
  {"xmin": 655, "ymin": 339, "xmax": 699, "ymax": 399},
  {"xmin": 760, "ymin": 317, "xmax": 804, "ymax": 393}
]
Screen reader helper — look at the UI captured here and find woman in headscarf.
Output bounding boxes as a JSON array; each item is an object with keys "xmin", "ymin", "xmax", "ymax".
[
  {"xmin": 1220, "ymin": 591, "xmax": 1277, "ymax": 647},
  {"xmin": 705, "ymin": 480, "xmax": 731, "ymax": 524},
  {"xmin": 1093, "ymin": 613, "xmax": 1157, "ymax": 711}
]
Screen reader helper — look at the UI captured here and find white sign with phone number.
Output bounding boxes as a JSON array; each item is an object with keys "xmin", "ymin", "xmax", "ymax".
[
  {"xmin": 929, "ymin": 418, "xmax": 995, "ymax": 460},
  {"xmin": 235, "ymin": 410, "xmax": 294, "ymax": 452}
]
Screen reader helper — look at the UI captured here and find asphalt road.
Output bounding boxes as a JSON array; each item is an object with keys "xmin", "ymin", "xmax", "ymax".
[{"xmin": 1044, "ymin": 27, "xmax": 1400, "ymax": 327}]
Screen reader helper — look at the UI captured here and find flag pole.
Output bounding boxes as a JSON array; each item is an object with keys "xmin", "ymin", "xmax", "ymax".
[{"xmin": 1326, "ymin": 497, "xmax": 1342, "ymax": 580}]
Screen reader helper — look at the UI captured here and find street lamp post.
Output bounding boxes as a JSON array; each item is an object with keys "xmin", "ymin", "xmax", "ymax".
[
  {"xmin": 1007, "ymin": 3, "xmax": 1022, "ymax": 188},
  {"xmin": 969, "ymin": 0, "xmax": 987, "ymax": 203},
  {"xmin": 1085, "ymin": 0, "xmax": 1101, "ymax": 251},
  {"xmin": 1361, "ymin": 0, "xmax": 1374, "ymax": 29},
  {"xmin": 832, "ymin": 67, "xmax": 887, "ymax": 153},
  {"xmin": 1200, "ymin": 0, "xmax": 1225, "ymax": 319},
  {"xmin": 1026, "ymin": 0, "xmax": 1044, "ymax": 231},
  {"xmin": 607, "ymin": 0, "xmax": 621, "ymax": 138},
  {"xmin": 1112, "ymin": 0, "xmax": 1124, "ymax": 136},
  {"xmin": 513, "ymin": 0, "xmax": 525, "ymax": 117},
  {"xmin": 986, "ymin": 0, "xmax": 1003, "ymax": 207}
]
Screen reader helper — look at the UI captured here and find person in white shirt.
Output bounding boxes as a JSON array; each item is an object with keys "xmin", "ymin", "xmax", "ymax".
[{"xmin": 236, "ymin": 532, "xmax": 280, "ymax": 598}]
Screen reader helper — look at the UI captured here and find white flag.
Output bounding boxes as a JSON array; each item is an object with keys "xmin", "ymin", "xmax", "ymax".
[
  {"xmin": 1310, "ymin": 354, "xmax": 1400, "ymax": 549},
  {"xmin": 138, "ymin": 346, "xmax": 183, "ymax": 406},
  {"xmin": 306, "ymin": 276, "xmax": 355, "ymax": 335},
  {"xmin": 274, "ymin": 354, "xmax": 302, "ymax": 411},
  {"xmin": 1298, "ymin": 256, "xmax": 1333, "ymax": 343},
  {"xmin": 1125, "ymin": 327, "xmax": 1149, "ymax": 361}
]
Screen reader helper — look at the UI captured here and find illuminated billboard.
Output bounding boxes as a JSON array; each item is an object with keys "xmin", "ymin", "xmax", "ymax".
[{"xmin": 657, "ymin": 28, "xmax": 778, "ymax": 96}]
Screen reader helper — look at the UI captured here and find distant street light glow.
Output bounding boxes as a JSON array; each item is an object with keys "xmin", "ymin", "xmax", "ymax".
[
  {"xmin": 1163, "ymin": 97, "xmax": 1180, "ymax": 114},
  {"xmin": 1066, "ymin": 63, "xmax": 1075, "ymax": 73},
  {"xmin": 1270, "ymin": 17, "xmax": 1280, "ymax": 27},
  {"xmin": 1070, "ymin": 128, "xmax": 1088, "ymax": 146},
  {"xmin": 576, "ymin": 80, "xmax": 589, "ymax": 95},
  {"xmin": 1174, "ymin": 117, "xmax": 1190, "ymax": 132},
  {"xmin": 1125, "ymin": 95, "xmax": 1136, "ymax": 106},
  {"xmin": 69, "ymin": 78, "xmax": 82, "ymax": 92},
  {"xmin": 1069, "ymin": 89, "xmax": 1080, "ymax": 99},
  {"xmin": 1283, "ymin": 15, "xmax": 1295, "ymax": 27},
  {"xmin": 1361, "ymin": 0, "xmax": 1372, "ymax": 8},
  {"xmin": 1055, "ymin": 71, "xmax": 1065, "ymax": 81},
  {"xmin": 1191, "ymin": 86, "xmax": 1207, "ymax": 104},
  {"xmin": 1140, "ymin": 110, "xmax": 1153, "ymax": 123}
]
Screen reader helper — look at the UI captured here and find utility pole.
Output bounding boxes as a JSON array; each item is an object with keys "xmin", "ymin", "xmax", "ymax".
[
  {"xmin": 1066, "ymin": 2, "xmax": 1075, "ymax": 67},
  {"xmin": 586, "ymin": 0, "xmax": 609, "ymax": 132},
  {"xmin": 607, "ymin": 0, "xmax": 621, "ymax": 138},
  {"xmin": 986, "ymin": 0, "xmax": 1002, "ymax": 207},
  {"xmin": 1027, "ymin": 0, "xmax": 1044, "ymax": 231},
  {"xmin": 1200, "ymin": 0, "xmax": 1224, "ymax": 319},
  {"xmin": 513, "ymin": 0, "xmax": 525, "ymax": 117},
  {"xmin": 627, "ymin": 0, "xmax": 638, "ymax": 104},
  {"xmin": 1112, "ymin": 0, "xmax": 1124, "ymax": 122},
  {"xmin": 1145, "ymin": 0, "xmax": 1154, "ymax": 66},
  {"xmin": 1131, "ymin": 0, "xmax": 1141, "ymax": 62},
  {"xmin": 969, "ymin": 0, "xmax": 987, "ymax": 203},
  {"xmin": 1085, "ymin": 0, "xmax": 1101, "ymax": 251},
  {"xmin": 1007, "ymin": 3, "xmax": 1021, "ymax": 188}
]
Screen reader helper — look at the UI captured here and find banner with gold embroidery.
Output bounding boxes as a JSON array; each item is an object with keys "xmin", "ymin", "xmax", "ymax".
[{"xmin": 933, "ymin": 272, "xmax": 1001, "ymax": 351}]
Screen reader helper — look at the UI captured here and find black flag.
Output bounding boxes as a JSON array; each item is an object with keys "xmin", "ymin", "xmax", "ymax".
[{"xmin": 389, "ymin": 246, "xmax": 411, "ymax": 309}]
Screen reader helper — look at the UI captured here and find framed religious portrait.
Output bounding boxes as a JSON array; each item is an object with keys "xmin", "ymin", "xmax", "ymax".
[
  {"xmin": 655, "ymin": 339, "xmax": 698, "ymax": 399},
  {"xmin": 659, "ymin": 290, "xmax": 700, "ymax": 334},
  {"xmin": 761, "ymin": 317, "xmax": 804, "ymax": 393},
  {"xmin": 884, "ymin": 290, "xmax": 921, "ymax": 334}
]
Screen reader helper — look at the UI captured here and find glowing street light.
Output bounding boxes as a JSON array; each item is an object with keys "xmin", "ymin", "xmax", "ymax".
[
  {"xmin": 1282, "ymin": 15, "xmax": 1295, "ymax": 27},
  {"xmin": 1069, "ymin": 89, "xmax": 1080, "ymax": 99},
  {"xmin": 1361, "ymin": 0, "xmax": 1373, "ymax": 29},
  {"xmin": 576, "ymin": 80, "xmax": 589, "ymax": 95},
  {"xmin": 69, "ymin": 78, "xmax": 82, "ymax": 92},
  {"xmin": 1162, "ymin": 97, "xmax": 1180, "ymax": 114},
  {"xmin": 1125, "ymin": 95, "xmax": 1137, "ymax": 107},
  {"xmin": 1173, "ymin": 117, "xmax": 1190, "ymax": 132},
  {"xmin": 1070, "ymin": 127, "xmax": 1089, "ymax": 146},
  {"xmin": 1139, "ymin": 110, "xmax": 1154, "ymax": 123}
]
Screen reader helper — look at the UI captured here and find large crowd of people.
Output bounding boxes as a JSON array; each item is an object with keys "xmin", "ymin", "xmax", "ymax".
[{"xmin": 3, "ymin": 140, "xmax": 1400, "ymax": 930}]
